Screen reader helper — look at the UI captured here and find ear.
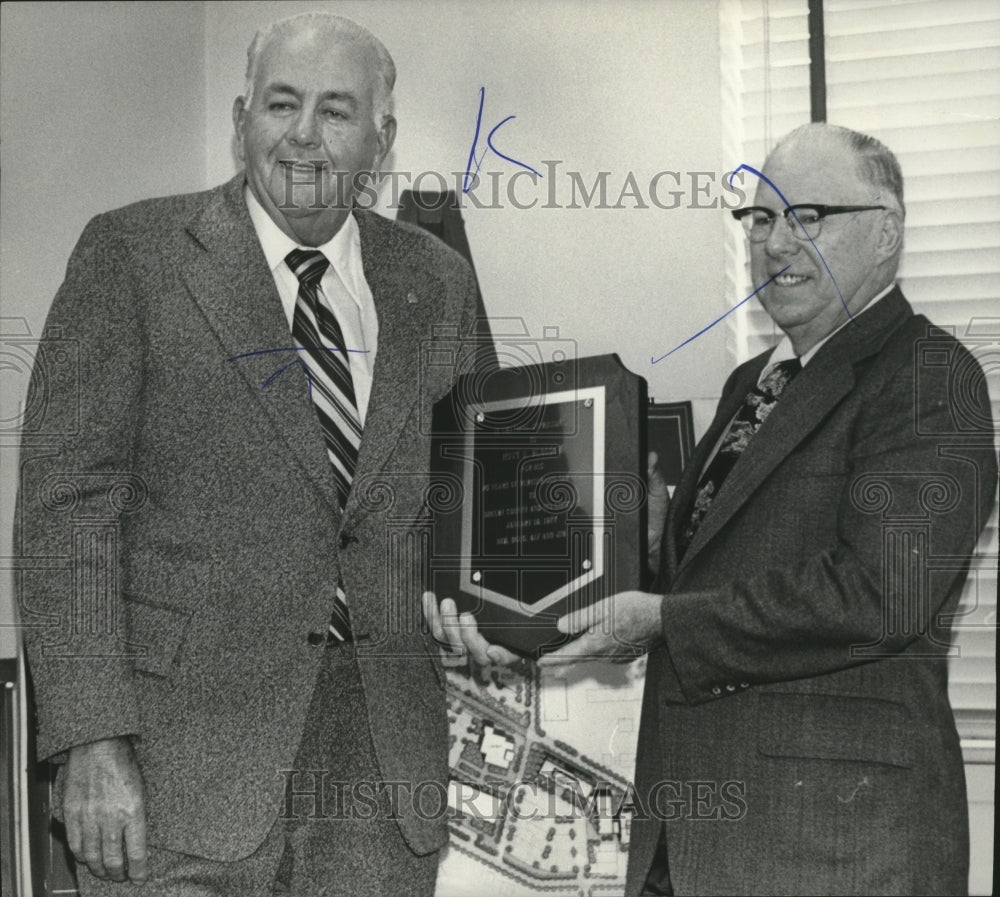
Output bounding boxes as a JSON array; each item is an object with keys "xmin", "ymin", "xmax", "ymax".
[
  {"xmin": 232, "ymin": 97, "xmax": 248, "ymax": 161},
  {"xmin": 373, "ymin": 115, "xmax": 397, "ymax": 170},
  {"xmin": 876, "ymin": 208, "xmax": 903, "ymax": 261}
]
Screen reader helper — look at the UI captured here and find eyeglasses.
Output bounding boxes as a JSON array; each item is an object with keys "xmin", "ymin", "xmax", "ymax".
[{"xmin": 731, "ymin": 204, "xmax": 887, "ymax": 242}]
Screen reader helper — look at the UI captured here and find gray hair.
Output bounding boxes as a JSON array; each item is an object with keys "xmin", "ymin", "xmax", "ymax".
[
  {"xmin": 243, "ymin": 12, "xmax": 395, "ymax": 126},
  {"xmin": 774, "ymin": 123, "xmax": 905, "ymax": 217}
]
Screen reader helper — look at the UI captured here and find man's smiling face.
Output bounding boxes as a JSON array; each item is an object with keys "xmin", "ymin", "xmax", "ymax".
[
  {"xmin": 751, "ymin": 137, "xmax": 895, "ymax": 353},
  {"xmin": 233, "ymin": 24, "xmax": 395, "ymax": 246}
]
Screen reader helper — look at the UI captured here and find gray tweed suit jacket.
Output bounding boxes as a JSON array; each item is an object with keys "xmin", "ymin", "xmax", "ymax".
[
  {"xmin": 19, "ymin": 174, "xmax": 491, "ymax": 861},
  {"xmin": 626, "ymin": 288, "xmax": 996, "ymax": 896}
]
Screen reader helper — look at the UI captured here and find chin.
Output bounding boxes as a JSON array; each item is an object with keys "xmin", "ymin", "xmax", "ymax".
[{"xmin": 762, "ymin": 292, "xmax": 818, "ymax": 317}]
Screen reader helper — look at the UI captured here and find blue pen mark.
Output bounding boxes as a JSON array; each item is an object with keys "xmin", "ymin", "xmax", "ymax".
[
  {"xmin": 463, "ymin": 87, "xmax": 542, "ymax": 194},
  {"xmin": 650, "ymin": 265, "xmax": 790, "ymax": 365},
  {"xmin": 728, "ymin": 163, "xmax": 857, "ymax": 327},
  {"xmin": 229, "ymin": 346, "xmax": 369, "ymax": 399},
  {"xmin": 229, "ymin": 346, "xmax": 369, "ymax": 362},
  {"xmin": 261, "ymin": 358, "xmax": 306, "ymax": 392}
]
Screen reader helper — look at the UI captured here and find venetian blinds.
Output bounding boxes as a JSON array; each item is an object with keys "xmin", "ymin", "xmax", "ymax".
[
  {"xmin": 720, "ymin": 0, "xmax": 1000, "ymax": 745},
  {"xmin": 720, "ymin": 0, "xmax": 812, "ymax": 360}
]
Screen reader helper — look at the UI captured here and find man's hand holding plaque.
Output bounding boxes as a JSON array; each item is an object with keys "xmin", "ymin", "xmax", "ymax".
[
  {"xmin": 422, "ymin": 590, "xmax": 664, "ymax": 669},
  {"xmin": 421, "ymin": 593, "xmax": 520, "ymax": 667},
  {"xmin": 540, "ymin": 591, "xmax": 665, "ymax": 665}
]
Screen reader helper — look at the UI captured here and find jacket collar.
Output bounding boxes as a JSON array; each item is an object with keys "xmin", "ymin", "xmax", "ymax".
[
  {"xmin": 182, "ymin": 174, "xmax": 342, "ymax": 514},
  {"xmin": 668, "ymin": 285, "xmax": 913, "ymax": 578},
  {"xmin": 183, "ymin": 177, "xmax": 443, "ymax": 524}
]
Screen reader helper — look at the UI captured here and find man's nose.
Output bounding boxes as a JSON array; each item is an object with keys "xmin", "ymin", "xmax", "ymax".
[
  {"xmin": 764, "ymin": 213, "xmax": 800, "ymax": 256},
  {"xmin": 288, "ymin": 109, "xmax": 321, "ymax": 147}
]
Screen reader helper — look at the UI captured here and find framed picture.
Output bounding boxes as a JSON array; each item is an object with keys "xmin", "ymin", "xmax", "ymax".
[{"xmin": 646, "ymin": 400, "xmax": 696, "ymax": 496}]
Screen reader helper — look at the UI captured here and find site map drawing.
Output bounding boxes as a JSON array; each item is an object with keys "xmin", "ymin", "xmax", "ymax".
[{"xmin": 436, "ymin": 657, "xmax": 647, "ymax": 897}]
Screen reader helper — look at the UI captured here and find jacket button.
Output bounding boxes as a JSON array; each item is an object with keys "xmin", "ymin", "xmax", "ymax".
[
  {"xmin": 726, "ymin": 683, "xmax": 737, "ymax": 692},
  {"xmin": 740, "ymin": 681, "xmax": 751, "ymax": 689},
  {"xmin": 710, "ymin": 686, "xmax": 722, "ymax": 696},
  {"xmin": 307, "ymin": 630, "xmax": 326, "ymax": 646}
]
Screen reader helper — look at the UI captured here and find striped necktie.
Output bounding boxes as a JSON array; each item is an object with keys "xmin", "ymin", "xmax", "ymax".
[
  {"xmin": 677, "ymin": 357, "xmax": 801, "ymax": 560},
  {"xmin": 287, "ymin": 248, "xmax": 358, "ymax": 642}
]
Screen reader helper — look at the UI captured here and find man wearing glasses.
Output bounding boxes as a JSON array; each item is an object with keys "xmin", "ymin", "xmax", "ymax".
[{"xmin": 429, "ymin": 123, "xmax": 996, "ymax": 894}]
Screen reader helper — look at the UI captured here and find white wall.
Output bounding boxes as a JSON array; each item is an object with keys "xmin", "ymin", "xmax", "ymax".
[{"xmin": 0, "ymin": 1, "xmax": 208, "ymax": 657}]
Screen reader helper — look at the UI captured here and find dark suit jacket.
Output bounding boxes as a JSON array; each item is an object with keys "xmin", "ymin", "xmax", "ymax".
[
  {"xmin": 626, "ymin": 288, "xmax": 996, "ymax": 896},
  {"xmin": 19, "ymin": 174, "xmax": 492, "ymax": 861}
]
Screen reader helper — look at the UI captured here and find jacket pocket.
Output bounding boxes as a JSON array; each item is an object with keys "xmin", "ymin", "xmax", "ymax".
[
  {"xmin": 123, "ymin": 596, "xmax": 192, "ymax": 679},
  {"xmin": 757, "ymin": 691, "xmax": 913, "ymax": 769}
]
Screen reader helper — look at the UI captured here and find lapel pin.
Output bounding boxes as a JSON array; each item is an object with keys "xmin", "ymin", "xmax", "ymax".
[{"xmin": 406, "ymin": 291, "xmax": 418, "ymax": 304}]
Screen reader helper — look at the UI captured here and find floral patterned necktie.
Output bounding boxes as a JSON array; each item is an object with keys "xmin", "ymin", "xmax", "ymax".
[{"xmin": 677, "ymin": 357, "xmax": 802, "ymax": 559}]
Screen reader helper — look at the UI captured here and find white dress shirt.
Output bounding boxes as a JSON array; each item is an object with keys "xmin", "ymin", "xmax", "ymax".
[{"xmin": 245, "ymin": 186, "xmax": 378, "ymax": 424}]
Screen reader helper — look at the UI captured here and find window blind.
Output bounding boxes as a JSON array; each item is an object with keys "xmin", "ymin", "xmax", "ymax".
[{"xmin": 720, "ymin": 0, "xmax": 812, "ymax": 361}]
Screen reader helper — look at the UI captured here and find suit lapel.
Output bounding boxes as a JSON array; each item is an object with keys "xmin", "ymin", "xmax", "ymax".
[
  {"xmin": 341, "ymin": 212, "xmax": 440, "ymax": 528},
  {"xmin": 664, "ymin": 367, "xmax": 760, "ymax": 580},
  {"xmin": 677, "ymin": 358, "xmax": 856, "ymax": 570},
  {"xmin": 673, "ymin": 287, "xmax": 912, "ymax": 576},
  {"xmin": 181, "ymin": 175, "xmax": 342, "ymax": 512}
]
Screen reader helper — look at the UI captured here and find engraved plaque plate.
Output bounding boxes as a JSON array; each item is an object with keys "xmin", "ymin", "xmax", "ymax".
[{"xmin": 429, "ymin": 354, "xmax": 646, "ymax": 656}]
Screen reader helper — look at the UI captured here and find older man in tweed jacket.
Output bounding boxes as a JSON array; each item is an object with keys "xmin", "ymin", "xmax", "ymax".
[{"xmin": 19, "ymin": 12, "xmax": 490, "ymax": 896}]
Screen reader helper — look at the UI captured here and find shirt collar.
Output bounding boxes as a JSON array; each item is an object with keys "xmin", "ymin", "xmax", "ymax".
[
  {"xmin": 244, "ymin": 183, "xmax": 366, "ymax": 305},
  {"xmin": 765, "ymin": 282, "xmax": 897, "ymax": 373}
]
